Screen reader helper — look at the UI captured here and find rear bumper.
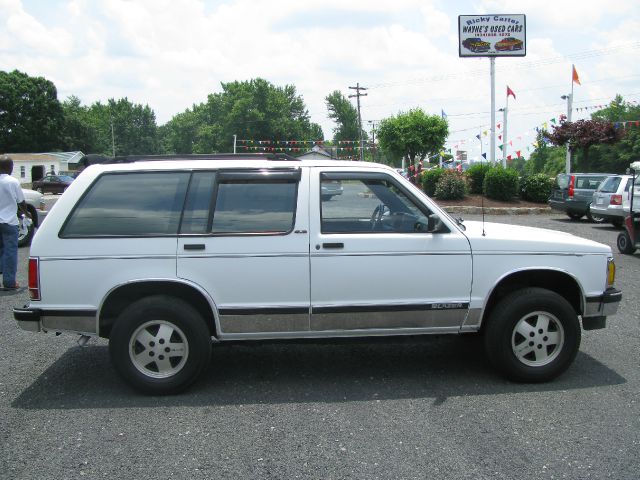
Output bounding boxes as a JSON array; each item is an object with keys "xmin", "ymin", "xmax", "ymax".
[
  {"xmin": 548, "ymin": 199, "xmax": 590, "ymax": 214},
  {"xmin": 14, "ymin": 307, "xmax": 97, "ymax": 334}
]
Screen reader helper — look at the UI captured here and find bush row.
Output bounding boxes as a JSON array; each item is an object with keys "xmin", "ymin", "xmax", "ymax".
[{"xmin": 418, "ymin": 166, "xmax": 553, "ymax": 203}]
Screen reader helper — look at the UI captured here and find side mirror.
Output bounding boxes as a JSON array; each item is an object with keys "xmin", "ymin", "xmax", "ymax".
[{"xmin": 426, "ymin": 214, "xmax": 445, "ymax": 233}]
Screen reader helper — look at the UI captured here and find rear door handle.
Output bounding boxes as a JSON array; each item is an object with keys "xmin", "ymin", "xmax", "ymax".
[
  {"xmin": 184, "ymin": 244, "xmax": 205, "ymax": 251},
  {"xmin": 322, "ymin": 242, "xmax": 344, "ymax": 249}
]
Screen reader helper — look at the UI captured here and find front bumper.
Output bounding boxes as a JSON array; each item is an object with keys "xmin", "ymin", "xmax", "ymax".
[{"xmin": 585, "ymin": 288, "xmax": 622, "ymax": 318}]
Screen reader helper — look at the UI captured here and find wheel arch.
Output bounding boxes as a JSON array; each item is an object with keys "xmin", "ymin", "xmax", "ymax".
[
  {"xmin": 479, "ymin": 268, "xmax": 584, "ymax": 331},
  {"xmin": 98, "ymin": 280, "xmax": 219, "ymax": 339}
]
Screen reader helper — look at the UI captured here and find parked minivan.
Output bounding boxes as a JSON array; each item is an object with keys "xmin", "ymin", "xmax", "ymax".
[{"xmin": 548, "ymin": 173, "xmax": 611, "ymax": 221}]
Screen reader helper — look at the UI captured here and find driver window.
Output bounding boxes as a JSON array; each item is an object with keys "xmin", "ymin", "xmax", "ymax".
[{"xmin": 320, "ymin": 175, "xmax": 431, "ymax": 234}]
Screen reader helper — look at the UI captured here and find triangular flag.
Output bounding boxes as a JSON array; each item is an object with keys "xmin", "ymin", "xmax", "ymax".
[
  {"xmin": 482, "ymin": 153, "xmax": 487, "ymax": 159},
  {"xmin": 572, "ymin": 65, "xmax": 581, "ymax": 85},
  {"xmin": 507, "ymin": 86, "xmax": 516, "ymax": 99},
  {"xmin": 476, "ymin": 134, "xmax": 481, "ymax": 140}
]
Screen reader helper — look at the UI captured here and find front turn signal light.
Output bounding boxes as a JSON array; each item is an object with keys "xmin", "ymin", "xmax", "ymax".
[{"xmin": 607, "ymin": 257, "xmax": 616, "ymax": 287}]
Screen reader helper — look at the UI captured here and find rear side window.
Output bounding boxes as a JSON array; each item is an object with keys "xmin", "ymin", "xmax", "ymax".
[
  {"xmin": 575, "ymin": 176, "xmax": 606, "ymax": 189},
  {"xmin": 211, "ymin": 181, "xmax": 297, "ymax": 234},
  {"xmin": 597, "ymin": 176, "xmax": 621, "ymax": 193},
  {"xmin": 61, "ymin": 172, "xmax": 190, "ymax": 237}
]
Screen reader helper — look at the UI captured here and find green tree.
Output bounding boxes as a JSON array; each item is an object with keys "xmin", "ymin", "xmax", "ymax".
[
  {"xmin": 377, "ymin": 109, "xmax": 448, "ymax": 168},
  {"xmin": 88, "ymin": 98, "xmax": 158, "ymax": 156},
  {"xmin": 325, "ymin": 90, "xmax": 360, "ymax": 143},
  {"xmin": 60, "ymin": 95, "xmax": 99, "ymax": 152},
  {"xmin": 0, "ymin": 69, "xmax": 64, "ymax": 152},
  {"xmin": 588, "ymin": 95, "xmax": 640, "ymax": 173},
  {"xmin": 159, "ymin": 78, "xmax": 323, "ymax": 154},
  {"xmin": 544, "ymin": 118, "xmax": 622, "ymax": 171}
]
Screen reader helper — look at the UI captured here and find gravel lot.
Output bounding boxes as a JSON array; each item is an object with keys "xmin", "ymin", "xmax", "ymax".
[{"xmin": 1, "ymin": 213, "xmax": 638, "ymax": 480}]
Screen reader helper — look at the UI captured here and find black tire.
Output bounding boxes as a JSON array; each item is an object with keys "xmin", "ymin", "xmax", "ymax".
[
  {"xmin": 586, "ymin": 207, "xmax": 606, "ymax": 223},
  {"xmin": 17, "ymin": 212, "xmax": 35, "ymax": 247},
  {"xmin": 617, "ymin": 231, "xmax": 635, "ymax": 254},
  {"xmin": 484, "ymin": 288, "xmax": 581, "ymax": 382},
  {"xmin": 109, "ymin": 295, "xmax": 212, "ymax": 395},
  {"xmin": 567, "ymin": 212, "xmax": 583, "ymax": 220}
]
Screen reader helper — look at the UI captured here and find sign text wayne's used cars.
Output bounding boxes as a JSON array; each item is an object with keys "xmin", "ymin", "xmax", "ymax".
[{"xmin": 458, "ymin": 14, "xmax": 526, "ymax": 57}]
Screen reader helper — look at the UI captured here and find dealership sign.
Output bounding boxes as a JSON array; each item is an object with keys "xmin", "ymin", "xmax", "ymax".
[{"xmin": 458, "ymin": 14, "xmax": 526, "ymax": 57}]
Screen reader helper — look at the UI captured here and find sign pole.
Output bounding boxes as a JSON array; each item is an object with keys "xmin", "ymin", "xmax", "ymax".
[{"xmin": 490, "ymin": 56, "xmax": 496, "ymax": 164}]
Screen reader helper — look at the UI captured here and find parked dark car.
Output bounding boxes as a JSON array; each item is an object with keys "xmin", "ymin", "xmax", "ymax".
[
  {"xmin": 32, "ymin": 174, "xmax": 74, "ymax": 194},
  {"xmin": 548, "ymin": 173, "xmax": 611, "ymax": 221}
]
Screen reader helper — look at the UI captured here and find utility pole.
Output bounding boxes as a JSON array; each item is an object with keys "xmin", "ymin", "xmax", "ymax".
[
  {"xmin": 349, "ymin": 83, "xmax": 367, "ymax": 161},
  {"xmin": 110, "ymin": 115, "xmax": 116, "ymax": 157},
  {"xmin": 368, "ymin": 120, "xmax": 378, "ymax": 162}
]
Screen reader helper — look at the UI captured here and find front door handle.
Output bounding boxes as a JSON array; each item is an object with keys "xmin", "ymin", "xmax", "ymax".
[
  {"xmin": 184, "ymin": 244, "xmax": 205, "ymax": 251},
  {"xmin": 322, "ymin": 242, "xmax": 344, "ymax": 249}
]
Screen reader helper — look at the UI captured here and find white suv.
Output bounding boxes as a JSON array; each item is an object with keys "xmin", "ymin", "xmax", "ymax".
[{"xmin": 14, "ymin": 155, "xmax": 621, "ymax": 394}]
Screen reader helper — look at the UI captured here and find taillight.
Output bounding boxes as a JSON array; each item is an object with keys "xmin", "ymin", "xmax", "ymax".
[
  {"xmin": 610, "ymin": 194, "xmax": 622, "ymax": 205},
  {"xmin": 568, "ymin": 176, "xmax": 575, "ymax": 198},
  {"xmin": 28, "ymin": 257, "xmax": 40, "ymax": 300}
]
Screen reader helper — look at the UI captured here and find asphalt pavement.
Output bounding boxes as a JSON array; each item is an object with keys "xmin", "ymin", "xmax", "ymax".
[{"xmin": 1, "ymin": 212, "xmax": 638, "ymax": 479}]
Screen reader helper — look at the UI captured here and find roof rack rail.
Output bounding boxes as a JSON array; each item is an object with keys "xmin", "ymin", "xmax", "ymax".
[{"xmin": 99, "ymin": 153, "xmax": 300, "ymax": 164}]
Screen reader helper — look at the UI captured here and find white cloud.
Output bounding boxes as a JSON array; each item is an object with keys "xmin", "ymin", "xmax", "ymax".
[{"xmin": 0, "ymin": 0, "xmax": 638, "ymax": 158}]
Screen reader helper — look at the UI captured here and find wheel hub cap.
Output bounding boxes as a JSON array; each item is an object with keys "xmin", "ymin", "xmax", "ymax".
[
  {"xmin": 512, "ymin": 311, "xmax": 564, "ymax": 367},
  {"xmin": 129, "ymin": 320, "xmax": 189, "ymax": 379}
]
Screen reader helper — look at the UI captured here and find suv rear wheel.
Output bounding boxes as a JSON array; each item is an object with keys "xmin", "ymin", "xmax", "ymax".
[
  {"xmin": 484, "ymin": 288, "xmax": 581, "ymax": 382},
  {"xmin": 109, "ymin": 295, "xmax": 212, "ymax": 394}
]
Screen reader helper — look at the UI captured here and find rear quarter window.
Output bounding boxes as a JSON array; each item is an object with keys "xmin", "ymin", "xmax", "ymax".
[
  {"xmin": 575, "ymin": 176, "xmax": 606, "ymax": 189},
  {"xmin": 61, "ymin": 172, "xmax": 190, "ymax": 237}
]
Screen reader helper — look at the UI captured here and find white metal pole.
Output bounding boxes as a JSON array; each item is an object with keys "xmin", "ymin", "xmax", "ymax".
[
  {"xmin": 233, "ymin": 134, "xmax": 237, "ymax": 154},
  {"xmin": 490, "ymin": 57, "xmax": 496, "ymax": 164},
  {"xmin": 502, "ymin": 97, "xmax": 508, "ymax": 167},
  {"xmin": 565, "ymin": 75, "xmax": 574, "ymax": 174}
]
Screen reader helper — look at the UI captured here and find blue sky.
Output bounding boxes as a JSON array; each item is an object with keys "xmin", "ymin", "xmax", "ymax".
[{"xmin": 2, "ymin": 0, "xmax": 639, "ymax": 161}]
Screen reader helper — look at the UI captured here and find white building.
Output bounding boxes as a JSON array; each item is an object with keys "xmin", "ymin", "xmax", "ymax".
[{"xmin": 4, "ymin": 152, "xmax": 84, "ymax": 185}]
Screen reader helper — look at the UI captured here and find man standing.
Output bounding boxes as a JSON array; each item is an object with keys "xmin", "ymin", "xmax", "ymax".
[{"xmin": 0, "ymin": 156, "xmax": 26, "ymax": 290}]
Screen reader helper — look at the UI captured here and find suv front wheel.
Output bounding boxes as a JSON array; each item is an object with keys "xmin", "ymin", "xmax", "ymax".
[
  {"xmin": 109, "ymin": 295, "xmax": 212, "ymax": 394},
  {"xmin": 484, "ymin": 288, "xmax": 581, "ymax": 382}
]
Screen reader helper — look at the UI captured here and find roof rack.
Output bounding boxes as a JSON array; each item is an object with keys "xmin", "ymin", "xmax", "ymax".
[{"xmin": 89, "ymin": 153, "xmax": 301, "ymax": 165}]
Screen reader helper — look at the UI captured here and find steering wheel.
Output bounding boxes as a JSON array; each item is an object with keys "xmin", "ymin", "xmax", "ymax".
[{"xmin": 370, "ymin": 204, "xmax": 389, "ymax": 230}]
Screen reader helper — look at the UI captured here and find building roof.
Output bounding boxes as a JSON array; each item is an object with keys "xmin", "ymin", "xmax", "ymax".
[{"xmin": 4, "ymin": 151, "xmax": 84, "ymax": 162}]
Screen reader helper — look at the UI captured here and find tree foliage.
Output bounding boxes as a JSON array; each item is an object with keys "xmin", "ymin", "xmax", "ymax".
[
  {"xmin": 325, "ymin": 90, "xmax": 361, "ymax": 143},
  {"xmin": 377, "ymin": 109, "xmax": 448, "ymax": 167},
  {"xmin": 160, "ymin": 78, "xmax": 323, "ymax": 154},
  {"xmin": 543, "ymin": 117, "xmax": 623, "ymax": 171},
  {"xmin": 0, "ymin": 69, "xmax": 64, "ymax": 152}
]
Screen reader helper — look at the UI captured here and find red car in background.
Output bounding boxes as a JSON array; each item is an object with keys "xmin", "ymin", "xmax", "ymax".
[{"xmin": 31, "ymin": 174, "xmax": 74, "ymax": 194}]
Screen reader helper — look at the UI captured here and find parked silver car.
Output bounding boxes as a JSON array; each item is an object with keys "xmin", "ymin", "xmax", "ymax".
[
  {"xmin": 590, "ymin": 175, "xmax": 633, "ymax": 228},
  {"xmin": 19, "ymin": 188, "xmax": 48, "ymax": 247}
]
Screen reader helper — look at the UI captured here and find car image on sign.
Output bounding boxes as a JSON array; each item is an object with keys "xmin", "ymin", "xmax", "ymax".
[
  {"xmin": 495, "ymin": 37, "xmax": 524, "ymax": 51},
  {"xmin": 462, "ymin": 37, "xmax": 491, "ymax": 53}
]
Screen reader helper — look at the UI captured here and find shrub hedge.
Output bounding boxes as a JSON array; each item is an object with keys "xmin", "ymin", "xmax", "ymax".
[
  {"xmin": 435, "ymin": 169, "xmax": 466, "ymax": 200},
  {"xmin": 520, "ymin": 174, "xmax": 554, "ymax": 203},
  {"xmin": 421, "ymin": 168, "xmax": 444, "ymax": 196},
  {"xmin": 465, "ymin": 163, "xmax": 492, "ymax": 194},
  {"xmin": 483, "ymin": 167, "xmax": 519, "ymax": 201}
]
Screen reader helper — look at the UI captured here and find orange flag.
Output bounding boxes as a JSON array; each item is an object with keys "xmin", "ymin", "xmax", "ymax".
[{"xmin": 572, "ymin": 65, "xmax": 581, "ymax": 85}]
